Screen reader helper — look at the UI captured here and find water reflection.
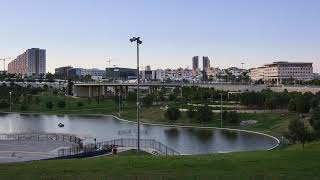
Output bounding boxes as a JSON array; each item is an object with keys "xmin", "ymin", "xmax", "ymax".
[
  {"xmin": 220, "ymin": 129, "xmax": 239, "ymax": 141},
  {"xmin": 0, "ymin": 113, "xmax": 279, "ymax": 154}
]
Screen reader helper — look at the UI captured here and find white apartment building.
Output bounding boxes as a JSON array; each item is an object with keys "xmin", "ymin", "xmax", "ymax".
[
  {"xmin": 249, "ymin": 61, "xmax": 313, "ymax": 84},
  {"xmin": 8, "ymin": 48, "xmax": 46, "ymax": 76}
]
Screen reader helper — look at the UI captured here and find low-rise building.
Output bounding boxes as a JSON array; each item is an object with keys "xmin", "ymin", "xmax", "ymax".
[
  {"xmin": 249, "ymin": 61, "xmax": 313, "ymax": 84},
  {"xmin": 54, "ymin": 66, "xmax": 73, "ymax": 79},
  {"xmin": 106, "ymin": 67, "xmax": 137, "ymax": 81}
]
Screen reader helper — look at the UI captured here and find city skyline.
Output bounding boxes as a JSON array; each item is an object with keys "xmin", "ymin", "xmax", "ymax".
[{"xmin": 1, "ymin": 0, "xmax": 320, "ymax": 73}]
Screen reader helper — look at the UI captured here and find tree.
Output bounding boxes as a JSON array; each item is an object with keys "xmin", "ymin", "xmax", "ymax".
[
  {"xmin": 142, "ymin": 94, "xmax": 154, "ymax": 106},
  {"xmin": 0, "ymin": 99, "xmax": 9, "ymax": 109},
  {"xmin": 43, "ymin": 84, "xmax": 49, "ymax": 91},
  {"xmin": 187, "ymin": 107, "xmax": 196, "ymax": 118},
  {"xmin": 310, "ymin": 107, "xmax": 320, "ymax": 134},
  {"xmin": 295, "ymin": 97, "xmax": 311, "ymax": 114},
  {"xmin": 226, "ymin": 111, "xmax": 240, "ymax": 124},
  {"xmin": 57, "ymin": 100, "xmax": 66, "ymax": 108},
  {"xmin": 67, "ymin": 79, "xmax": 74, "ymax": 95},
  {"xmin": 196, "ymin": 106, "xmax": 213, "ymax": 122},
  {"xmin": 46, "ymin": 101, "xmax": 54, "ymax": 109},
  {"xmin": 288, "ymin": 98, "xmax": 297, "ymax": 112},
  {"xmin": 165, "ymin": 107, "xmax": 181, "ymax": 120},
  {"xmin": 285, "ymin": 119, "xmax": 310, "ymax": 148}
]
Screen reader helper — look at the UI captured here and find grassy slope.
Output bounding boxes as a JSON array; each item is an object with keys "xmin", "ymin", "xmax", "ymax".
[{"xmin": 0, "ymin": 142, "xmax": 320, "ymax": 180}]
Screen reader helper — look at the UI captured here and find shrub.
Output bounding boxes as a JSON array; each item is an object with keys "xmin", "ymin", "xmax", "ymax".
[
  {"xmin": 226, "ymin": 111, "xmax": 240, "ymax": 124},
  {"xmin": 46, "ymin": 101, "xmax": 54, "ymax": 109},
  {"xmin": 0, "ymin": 99, "xmax": 9, "ymax": 109},
  {"xmin": 20, "ymin": 104, "xmax": 28, "ymax": 111},
  {"xmin": 57, "ymin": 100, "xmax": 66, "ymax": 108},
  {"xmin": 196, "ymin": 106, "xmax": 213, "ymax": 122},
  {"xmin": 77, "ymin": 102, "xmax": 84, "ymax": 107},
  {"xmin": 165, "ymin": 107, "xmax": 181, "ymax": 120},
  {"xmin": 187, "ymin": 107, "xmax": 196, "ymax": 118},
  {"xmin": 142, "ymin": 94, "xmax": 154, "ymax": 106}
]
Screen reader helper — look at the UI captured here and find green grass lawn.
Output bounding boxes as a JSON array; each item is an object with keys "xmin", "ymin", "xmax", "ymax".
[{"xmin": 0, "ymin": 142, "xmax": 319, "ymax": 180}]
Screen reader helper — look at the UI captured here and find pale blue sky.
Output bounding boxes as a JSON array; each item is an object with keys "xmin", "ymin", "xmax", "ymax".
[{"xmin": 0, "ymin": 0, "xmax": 319, "ymax": 72}]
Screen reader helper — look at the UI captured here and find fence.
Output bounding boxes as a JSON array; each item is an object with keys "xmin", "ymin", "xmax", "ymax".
[
  {"xmin": 58, "ymin": 138, "xmax": 180, "ymax": 157},
  {"xmin": 0, "ymin": 133, "xmax": 82, "ymax": 145}
]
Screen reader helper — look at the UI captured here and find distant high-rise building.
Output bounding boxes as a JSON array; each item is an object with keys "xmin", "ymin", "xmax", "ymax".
[
  {"xmin": 192, "ymin": 56, "xmax": 199, "ymax": 70},
  {"xmin": 203, "ymin": 56, "xmax": 210, "ymax": 70},
  {"xmin": 8, "ymin": 48, "xmax": 46, "ymax": 76}
]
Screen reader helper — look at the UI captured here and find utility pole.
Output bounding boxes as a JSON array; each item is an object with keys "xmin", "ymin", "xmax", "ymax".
[{"xmin": 130, "ymin": 37, "xmax": 142, "ymax": 152}]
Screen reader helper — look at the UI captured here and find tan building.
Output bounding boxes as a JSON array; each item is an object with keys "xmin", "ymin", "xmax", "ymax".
[
  {"xmin": 8, "ymin": 48, "xmax": 46, "ymax": 76},
  {"xmin": 249, "ymin": 61, "xmax": 313, "ymax": 84}
]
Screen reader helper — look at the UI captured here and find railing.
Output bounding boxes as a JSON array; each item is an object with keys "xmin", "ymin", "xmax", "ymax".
[
  {"xmin": 58, "ymin": 138, "xmax": 180, "ymax": 157},
  {"xmin": 0, "ymin": 133, "xmax": 82, "ymax": 145},
  {"xmin": 102, "ymin": 139, "xmax": 180, "ymax": 155}
]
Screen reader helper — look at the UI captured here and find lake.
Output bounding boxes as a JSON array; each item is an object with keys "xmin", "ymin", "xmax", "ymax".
[{"xmin": 0, "ymin": 113, "xmax": 279, "ymax": 154}]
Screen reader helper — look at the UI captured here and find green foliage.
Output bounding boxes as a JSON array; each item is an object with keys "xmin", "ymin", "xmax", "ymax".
[
  {"xmin": 196, "ymin": 106, "xmax": 213, "ymax": 122},
  {"xmin": 126, "ymin": 92, "xmax": 136, "ymax": 102},
  {"xmin": 285, "ymin": 119, "xmax": 311, "ymax": 147},
  {"xmin": 46, "ymin": 101, "xmax": 54, "ymax": 109},
  {"xmin": 142, "ymin": 94, "xmax": 154, "ymax": 106},
  {"xmin": 20, "ymin": 104, "xmax": 28, "ymax": 111},
  {"xmin": 187, "ymin": 108, "xmax": 196, "ymax": 118},
  {"xmin": 295, "ymin": 96, "xmax": 311, "ymax": 114},
  {"xmin": 0, "ymin": 99, "xmax": 9, "ymax": 109},
  {"xmin": 310, "ymin": 107, "xmax": 320, "ymax": 133},
  {"xmin": 226, "ymin": 111, "xmax": 240, "ymax": 124},
  {"xmin": 57, "ymin": 100, "xmax": 66, "ymax": 108},
  {"xmin": 43, "ymin": 84, "xmax": 49, "ymax": 91},
  {"xmin": 165, "ymin": 107, "xmax": 181, "ymax": 120},
  {"xmin": 168, "ymin": 93, "xmax": 176, "ymax": 101},
  {"xmin": 77, "ymin": 102, "xmax": 84, "ymax": 107}
]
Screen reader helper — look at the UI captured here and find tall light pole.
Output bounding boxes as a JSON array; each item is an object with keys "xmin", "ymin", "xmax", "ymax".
[
  {"xmin": 9, "ymin": 91, "xmax": 12, "ymax": 111},
  {"xmin": 130, "ymin": 37, "xmax": 142, "ymax": 152},
  {"xmin": 220, "ymin": 93, "xmax": 223, "ymax": 128}
]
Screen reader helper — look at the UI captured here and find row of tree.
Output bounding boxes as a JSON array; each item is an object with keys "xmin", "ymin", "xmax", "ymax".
[
  {"xmin": 165, "ymin": 106, "xmax": 240, "ymax": 125},
  {"xmin": 240, "ymin": 90, "xmax": 320, "ymax": 113}
]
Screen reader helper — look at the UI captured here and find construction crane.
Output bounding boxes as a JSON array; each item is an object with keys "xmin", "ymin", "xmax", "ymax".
[{"xmin": 0, "ymin": 58, "xmax": 11, "ymax": 72}]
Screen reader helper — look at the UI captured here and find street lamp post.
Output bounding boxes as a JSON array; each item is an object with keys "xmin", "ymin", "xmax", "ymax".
[
  {"xmin": 130, "ymin": 37, "xmax": 142, "ymax": 152},
  {"xmin": 9, "ymin": 91, "xmax": 12, "ymax": 111},
  {"xmin": 118, "ymin": 90, "xmax": 121, "ymax": 117},
  {"xmin": 220, "ymin": 93, "xmax": 223, "ymax": 128}
]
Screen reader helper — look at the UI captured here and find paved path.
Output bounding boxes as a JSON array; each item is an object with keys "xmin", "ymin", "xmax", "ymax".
[{"xmin": 0, "ymin": 140, "xmax": 76, "ymax": 163}]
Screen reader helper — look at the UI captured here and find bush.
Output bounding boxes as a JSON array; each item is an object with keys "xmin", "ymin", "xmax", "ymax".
[
  {"xmin": 57, "ymin": 100, "xmax": 66, "ymax": 108},
  {"xmin": 46, "ymin": 101, "xmax": 54, "ymax": 109},
  {"xmin": 310, "ymin": 107, "xmax": 320, "ymax": 133},
  {"xmin": 226, "ymin": 111, "xmax": 240, "ymax": 124},
  {"xmin": 77, "ymin": 102, "xmax": 84, "ymax": 107},
  {"xmin": 142, "ymin": 94, "xmax": 154, "ymax": 106},
  {"xmin": 20, "ymin": 104, "xmax": 28, "ymax": 111},
  {"xmin": 196, "ymin": 106, "xmax": 213, "ymax": 122},
  {"xmin": 187, "ymin": 108, "xmax": 196, "ymax": 118},
  {"xmin": 165, "ymin": 107, "xmax": 181, "ymax": 120},
  {"xmin": 0, "ymin": 99, "xmax": 9, "ymax": 109}
]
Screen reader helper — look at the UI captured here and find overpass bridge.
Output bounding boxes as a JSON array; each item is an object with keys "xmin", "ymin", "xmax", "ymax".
[{"xmin": 73, "ymin": 82, "xmax": 267, "ymax": 98}]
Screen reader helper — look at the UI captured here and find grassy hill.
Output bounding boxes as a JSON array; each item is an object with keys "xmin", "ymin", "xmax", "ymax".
[{"xmin": 0, "ymin": 142, "xmax": 319, "ymax": 180}]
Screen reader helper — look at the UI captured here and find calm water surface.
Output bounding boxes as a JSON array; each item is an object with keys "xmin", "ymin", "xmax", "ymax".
[{"xmin": 0, "ymin": 113, "xmax": 278, "ymax": 154}]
